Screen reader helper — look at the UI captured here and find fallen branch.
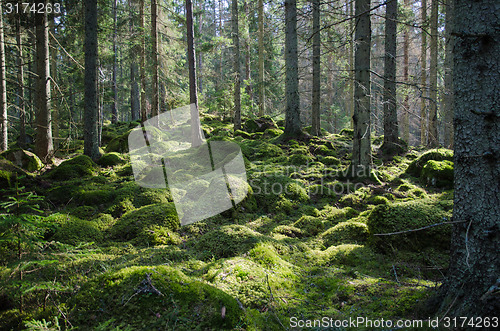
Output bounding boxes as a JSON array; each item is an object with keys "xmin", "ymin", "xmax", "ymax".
[{"xmin": 373, "ymin": 220, "xmax": 466, "ymax": 236}]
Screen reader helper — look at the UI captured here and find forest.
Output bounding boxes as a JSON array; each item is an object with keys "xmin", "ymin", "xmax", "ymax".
[{"xmin": 0, "ymin": 0, "xmax": 498, "ymax": 329}]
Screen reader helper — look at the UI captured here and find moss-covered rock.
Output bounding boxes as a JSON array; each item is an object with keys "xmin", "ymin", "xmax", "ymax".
[
  {"xmin": 77, "ymin": 189, "xmax": 116, "ymax": 205},
  {"xmin": 70, "ymin": 266, "xmax": 243, "ymax": 329},
  {"xmin": 272, "ymin": 225, "xmax": 303, "ymax": 238},
  {"xmin": 289, "ymin": 153, "xmax": 314, "ymax": 166},
  {"xmin": 321, "ymin": 221, "xmax": 369, "ymax": 247},
  {"xmin": 320, "ymin": 206, "xmax": 359, "ymax": 224},
  {"xmin": 255, "ymin": 142, "xmax": 284, "ymax": 158},
  {"xmin": 421, "ymin": 160, "xmax": 454, "ymax": 188},
  {"xmin": 70, "ymin": 206, "xmax": 98, "ymax": 220},
  {"xmin": 138, "ymin": 225, "xmax": 182, "ymax": 245},
  {"xmin": 0, "ymin": 149, "xmax": 43, "ymax": 172},
  {"xmin": 97, "ymin": 152, "xmax": 126, "ymax": 167},
  {"xmin": 111, "ymin": 203, "xmax": 180, "ymax": 241},
  {"xmin": 234, "ymin": 129, "xmax": 253, "ymax": 139},
  {"xmin": 45, "ymin": 213, "xmax": 103, "ymax": 245},
  {"xmin": 244, "ymin": 117, "xmax": 277, "ymax": 133},
  {"xmin": 406, "ymin": 149, "xmax": 453, "ymax": 177},
  {"xmin": 250, "ymin": 173, "xmax": 309, "ymax": 212},
  {"xmin": 262, "ymin": 128, "xmax": 283, "ymax": 138},
  {"xmin": 192, "ymin": 224, "xmax": 262, "ymax": 259},
  {"xmin": 47, "ymin": 155, "xmax": 97, "ymax": 180},
  {"xmin": 367, "ymin": 199, "xmax": 453, "ymax": 252},
  {"xmin": 293, "ymin": 216, "xmax": 325, "ymax": 236},
  {"xmin": 105, "ymin": 129, "xmax": 132, "ymax": 153},
  {"xmin": 319, "ymin": 156, "xmax": 340, "ymax": 166}
]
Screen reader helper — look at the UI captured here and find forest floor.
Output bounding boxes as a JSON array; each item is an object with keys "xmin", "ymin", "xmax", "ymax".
[{"xmin": 0, "ymin": 115, "xmax": 455, "ymax": 330}]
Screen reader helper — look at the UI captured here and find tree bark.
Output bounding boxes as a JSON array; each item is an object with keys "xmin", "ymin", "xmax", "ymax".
[
  {"xmin": 380, "ymin": 0, "xmax": 399, "ymax": 158},
  {"xmin": 243, "ymin": 0, "xmax": 252, "ymax": 101},
  {"xmin": 348, "ymin": 0, "xmax": 354, "ymax": 129},
  {"xmin": 35, "ymin": 4, "xmax": 53, "ymax": 161},
  {"xmin": 50, "ymin": 16, "xmax": 59, "ymax": 150},
  {"xmin": 311, "ymin": 0, "xmax": 321, "ymax": 137},
  {"xmin": 151, "ymin": 0, "xmax": 159, "ymax": 118},
  {"xmin": 435, "ymin": 0, "xmax": 499, "ymax": 320},
  {"xmin": 443, "ymin": 0, "xmax": 454, "ymax": 148},
  {"xmin": 420, "ymin": 0, "xmax": 427, "ymax": 145},
  {"xmin": 139, "ymin": 0, "xmax": 147, "ymax": 122},
  {"xmin": 186, "ymin": 0, "xmax": 203, "ymax": 147},
  {"xmin": 402, "ymin": 0, "xmax": 409, "ymax": 144},
  {"xmin": 84, "ymin": 0, "xmax": 100, "ymax": 161},
  {"xmin": 258, "ymin": 0, "xmax": 265, "ymax": 116},
  {"xmin": 0, "ymin": 2, "xmax": 8, "ymax": 151},
  {"xmin": 129, "ymin": 0, "xmax": 140, "ymax": 121},
  {"xmin": 351, "ymin": 0, "xmax": 372, "ymax": 175},
  {"xmin": 232, "ymin": 0, "xmax": 241, "ymax": 130},
  {"xmin": 428, "ymin": 0, "xmax": 439, "ymax": 146},
  {"xmin": 111, "ymin": 0, "xmax": 118, "ymax": 123},
  {"xmin": 16, "ymin": 14, "xmax": 26, "ymax": 149}
]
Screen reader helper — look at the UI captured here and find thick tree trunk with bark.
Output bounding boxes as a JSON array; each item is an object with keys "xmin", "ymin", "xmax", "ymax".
[
  {"xmin": 443, "ymin": 0, "xmax": 454, "ymax": 148},
  {"xmin": 428, "ymin": 0, "xmax": 439, "ymax": 146},
  {"xmin": 311, "ymin": 0, "xmax": 321, "ymax": 137},
  {"xmin": 35, "ymin": 6, "xmax": 53, "ymax": 161},
  {"xmin": 0, "ymin": 2, "xmax": 8, "ymax": 151},
  {"xmin": 139, "ymin": 0, "xmax": 147, "ymax": 122},
  {"xmin": 129, "ymin": 0, "xmax": 140, "ymax": 121},
  {"xmin": 151, "ymin": 0, "xmax": 159, "ymax": 118},
  {"xmin": 258, "ymin": 0, "xmax": 265, "ymax": 116},
  {"xmin": 380, "ymin": 0, "xmax": 400, "ymax": 158},
  {"xmin": 16, "ymin": 15, "xmax": 26, "ymax": 149},
  {"xmin": 50, "ymin": 17, "xmax": 59, "ymax": 150},
  {"xmin": 284, "ymin": 0, "xmax": 301, "ymax": 137},
  {"xmin": 243, "ymin": 0, "xmax": 252, "ymax": 101},
  {"xmin": 84, "ymin": 0, "xmax": 100, "ymax": 161},
  {"xmin": 402, "ymin": 0, "xmax": 409, "ymax": 144},
  {"xmin": 420, "ymin": 0, "xmax": 427, "ymax": 145},
  {"xmin": 434, "ymin": 0, "xmax": 499, "ymax": 320},
  {"xmin": 348, "ymin": 0, "xmax": 354, "ymax": 129},
  {"xmin": 232, "ymin": 0, "xmax": 241, "ymax": 130},
  {"xmin": 351, "ymin": 0, "xmax": 372, "ymax": 175},
  {"xmin": 111, "ymin": 0, "xmax": 118, "ymax": 123}
]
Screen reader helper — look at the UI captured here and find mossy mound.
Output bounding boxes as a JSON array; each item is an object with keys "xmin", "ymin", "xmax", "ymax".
[
  {"xmin": 192, "ymin": 225, "xmax": 262, "ymax": 259},
  {"xmin": 367, "ymin": 199, "xmax": 453, "ymax": 252},
  {"xmin": 406, "ymin": 149, "xmax": 453, "ymax": 177},
  {"xmin": 70, "ymin": 266, "xmax": 243, "ymax": 329},
  {"xmin": 77, "ymin": 188, "xmax": 117, "ymax": 205},
  {"xmin": 47, "ymin": 155, "xmax": 97, "ymax": 180},
  {"xmin": 111, "ymin": 203, "xmax": 180, "ymax": 242},
  {"xmin": 244, "ymin": 117, "xmax": 277, "ymax": 133},
  {"xmin": 234, "ymin": 129, "xmax": 253, "ymax": 139},
  {"xmin": 97, "ymin": 152, "xmax": 126, "ymax": 167},
  {"xmin": 105, "ymin": 129, "xmax": 132, "ymax": 153},
  {"xmin": 0, "ymin": 148, "xmax": 43, "ymax": 172},
  {"xmin": 319, "ymin": 155, "xmax": 340, "ymax": 166},
  {"xmin": 263, "ymin": 128, "xmax": 283, "ymax": 138},
  {"xmin": 421, "ymin": 160, "xmax": 454, "ymax": 188},
  {"xmin": 0, "ymin": 159, "xmax": 31, "ymax": 188},
  {"xmin": 250, "ymin": 173, "xmax": 308, "ymax": 211},
  {"xmin": 320, "ymin": 206, "xmax": 359, "ymax": 224},
  {"xmin": 293, "ymin": 216, "xmax": 325, "ymax": 236},
  {"xmin": 321, "ymin": 221, "xmax": 369, "ymax": 247},
  {"xmin": 45, "ymin": 213, "xmax": 103, "ymax": 245},
  {"xmin": 272, "ymin": 225, "xmax": 303, "ymax": 238}
]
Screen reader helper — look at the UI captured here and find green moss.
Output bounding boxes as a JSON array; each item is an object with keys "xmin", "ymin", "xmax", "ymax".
[
  {"xmin": 272, "ymin": 225, "xmax": 303, "ymax": 238},
  {"xmin": 138, "ymin": 225, "xmax": 182, "ymax": 245},
  {"xmin": 0, "ymin": 149, "xmax": 43, "ymax": 172},
  {"xmin": 289, "ymin": 153, "xmax": 314, "ymax": 166},
  {"xmin": 45, "ymin": 213, "xmax": 103, "ymax": 245},
  {"xmin": 367, "ymin": 199, "xmax": 453, "ymax": 252},
  {"xmin": 255, "ymin": 142, "xmax": 284, "ymax": 158},
  {"xmin": 320, "ymin": 206, "xmax": 359, "ymax": 224},
  {"xmin": 77, "ymin": 189, "xmax": 116, "ymax": 205},
  {"xmin": 293, "ymin": 216, "xmax": 324, "ymax": 236},
  {"xmin": 234, "ymin": 129, "xmax": 253, "ymax": 139},
  {"xmin": 319, "ymin": 156, "xmax": 340, "ymax": 166},
  {"xmin": 263, "ymin": 128, "xmax": 283, "ymax": 138},
  {"xmin": 70, "ymin": 206, "xmax": 97, "ymax": 220},
  {"xmin": 421, "ymin": 160, "xmax": 454, "ymax": 188},
  {"xmin": 70, "ymin": 266, "xmax": 243, "ymax": 329},
  {"xmin": 0, "ymin": 169, "xmax": 13, "ymax": 187},
  {"xmin": 105, "ymin": 129, "xmax": 132, "ymax": 153},
  {"xmin": 367, "ymin": 195, "xmax": 389, "ymax": 205},
  {"xmin": 111, "ymin": 203, "xmax": 180, "ymax": 241},
  {"xmin": 47, "ymin": 155, "xmax": 97, "ymax": 180},
  {"xmin": 97, "ymin": 152, "xmax": 126, "ymax": 167},
  {"xmin": 340, "ymin": 128, "xmax": 354, "ymax": 137},
  {"xmin": 321, "ymin": 221, "xmax": 369, "ymax": 247},
  {"xmin": 250, "ymin": 173, "xmax": 309, "ymax": 211},
  {"xmin": 93, "ymin": 213, "xmax": 116, "ymax": 231},
  {"xmin": 406, "ymin": 148, "xmax": 453, "ymax": 177}
]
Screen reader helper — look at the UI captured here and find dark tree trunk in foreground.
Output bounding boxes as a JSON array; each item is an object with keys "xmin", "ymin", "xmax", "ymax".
[
  {"xmin": 84, "ymin": 0, "xmax": 100, "ymax": 161},
  {"xmin": 402, "ymin": 0, "xmax": 409, "ymax": 144},
  {"xmin": 232, "ymin": 0, "xmax": 241, "ymax": 131},
  {"xmin": 186, "ymin": 0, "xmax": 203, "ymax": 147},
  {"xmin": 443, "ymin": 0, "xmax": 454, "ymax": 148},
  {"xmin": 0, "ymin": 2, "xmax": 6, "ymax": 152},
  {"xmin": 129, "ymin": 0, "xmax": 140, "ymax": 121},
  {"xmin": 311, "ymin": 0, "xmax": 321, "ymax": 137},
  {"xmin": 420, "ymin": 0, "xmax": 427, "ymax": 145},
  {"xmin": 351, "ymin": 0, "xmax": 372, "ymax": 175},
  {"xmin": 35, "ymin": 6, "xmax": 53, "ymax": 161},
  {"xmin": 435, "ymin": 0, "xmax": 499, "ymax": 320},
  {"xmin": 139, "ymin": 0, "xmax": 147, "ymax": 122},
  {"xmin": 380, "ymin": 0, "xmax": 399, "ymax": 158},
  {"xmin": 428, "ymin": 0, "xmax": 439, "ymax": 146},
  {"xmin": 284, "ymin": 0, "xmax": 301, "ymax": 137}
]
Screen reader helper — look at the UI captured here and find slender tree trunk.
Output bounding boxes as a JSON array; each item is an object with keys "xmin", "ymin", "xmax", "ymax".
[
  {"xmin": 129, "ymin": 0, "xmax": 140, "ymax": 121},
  {"xmin": 139, "ymin": 0, "xmax": 147, "ymax": 122},
  {"xmin": 0, "ymin": 2, "xmax": 7, "ymax": 151},
  {"xmin": 50, "ymin": 17, "xmax": 59, "ymax": 150},
  {"xmin": 351, "ymin": 0, "xmax": 372, "ymax": 175},
  {"xmin": 327, "ymin": 53, "xmax": 335, "ymax": 133},
  {"xmin": 28, "ymin": 28, "xmax": 35, "ymax": 127},
  {"xmin": 402, "ymin": 0, "xmax": 409, "ymax": 144},
  {"xmin": 284, "ymin": 0, "xmax": 301, "ymax": 136},
  {"xmin": 186, "ymin": 0, "xmax": 203, "ymax": 147},
  {"xmin": 16, "ymin": 15, "xmax": 26, "ymax": 149},
  {"xmin": 435, "ymin": 0, "xmax": 499, "ymax": 319},
  {"xmin": 420, "ymin": 0, "xmax": 427, "ymax": 145},
  {"xmin": 258, "ymin": 0, "xmax": 265, "ymax": 116},
  {"xmin": 232, "ymin": 0, "xmax": 241, "ymax": 130},
  {"xmin": 348, "ymin": 0, "xmax": 354, "ymax": 129},
  {"xmin": 428, "ymin": 0, "xmax": 439, "ymax": 146},
  {"xmin": 311, "ymin": 0, "xmax": 321, "ymax": 137},
  {"xmin": 197, "ymin": 0, "xmax": 203, "ymax": 94},
  {"xmin": 35, "ymin": 5, "xmax": 53, "ymax": 161},
  {"xmin": 443, "ymin": 0, "xmax": 454, "ymax": 148},
  {"xmin": 151, "ymin": 0, "xmax": 159, "ymax": 118},
  {"xmin": 380, "ymin": 0, "xmax": 399, "ymax": 158},
  {"xmin": 84, "ymin": 0, "xmax": 100, "ymax": 161},
  {"xmin": 111, "ymin": 0, "xmax": 118, "ymax": 123},
  {"xmin": 244, "ymin": 0, "xmax": 252, "ymax": 101}
]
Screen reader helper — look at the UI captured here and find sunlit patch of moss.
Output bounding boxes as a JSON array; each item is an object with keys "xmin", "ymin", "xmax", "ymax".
[
  {"xmin": 320, "ymin": 206, "xmax": 359, "ymax": 224},
  {"xmin": 45, "ymin": 213, "xmax": 103, "ymax": 245},
  {"xmin": 406, "ymin": 148, "xmax": 453, "ymax": 177},
  {"xmin": 272, "ymin": 225, "xmax": 303, "ymax": 238},
  {"xmin": 46, "ymin": 155, "xmax": 97, "ymax": 180},
  {"xmin": 321, "ymin": 222, "xmax": 369, "ymax": 247},
  {"xmin": 97, "ymin": 152, "xmax": 126, "ymax": 167},
  {"xmin": 421, "ymin": 160, "xmax": 454, "ymax": 188},
  {"xmin": 293, "ymin": 216, "xmax": 325, "ymax": 236},
  {"xmin": 138, "ymin": 225, "xmax": 182, "ymax": 246}
]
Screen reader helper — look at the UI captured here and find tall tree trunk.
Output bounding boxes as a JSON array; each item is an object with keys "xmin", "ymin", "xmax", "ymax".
[
  {"xmin": 443, "ymin": 0, "xmax": 454, "ymax": 148},
  {"xmin": 258, "ymin": 0, "xmax": 265, "ymax": 116},
  {"xmin": 35, "ymin": 5, "xmax": 53, "ymax": 161},
  {"xmin": 327, "ymin": 53, "xmax": 335, "ymax": 133},
  {"xmin": 139, "ymin": 0, "xmax": 147, "ymax": 122},
  {"xmin": 311, "ymin": 0, "xmax": 321, "ymax": 137},
  {"xmin": 197, "ymin": 0, "xmax": 203, "ymax": 94},
  {"xmin": 380, "ymin": 0, "xmax": 399, "ymax": 158},
  {"xmin": 129, "ymin": 0, "xmax": 140, "ymax": 121},
  {"xmin": 435, "ymin": 0, "xmax": 499, "ymax": 319},
  {"xmin": 284, "ymin": 0, "xmax": 301, "ymax": 136},
  {"xmin": 420, "ymin": 0, "xmax": 427, "ymax": 145},
  {"xmin": 84, "ymin": 0, "xmax": 100, "ymax": 161},
  {"xmin": 402, "ymin": 0, "xmax": 409, "ymax": 144},
  {"xmin": 348, "ymin": 0, "xmax": 354, "ymax": 129},
  {"xmin": 151, "ymin": 0, "xmax": 159, "ymax": 118},
  {"xmin": 428, "ymin": 0, "xmax": 439, "ymax": 146},
  {"xmin": 243, "ymin": 0, "xmax": 252, "ymax": 101},
  {"xmin": 351, "ymin": 0, "xmax": 372, "ymax": 175},
  {"xmin": 0, "ymin": 2, "xmax": 7, "ymax": 152},
  {"xmin": 186, "ymin": 0, "xmax": 203, "ymax": 147},
  {"xmin": 16, "ymin": 15, "xmax": 26, "ymax": 149},
  {"xmin": 232, "ymin": 0, "xmax": 241, "ymax": 130},
  {"xmin": 28, "ymin": 27, "xmax": 35, "ymax": 127},
  {"xmin": 111, "ymin": 0, "xmax": 118, "ymax": 123},
  {"xmin": 50, "ymin": 17, "xmax": 59, "ymax": 150}
]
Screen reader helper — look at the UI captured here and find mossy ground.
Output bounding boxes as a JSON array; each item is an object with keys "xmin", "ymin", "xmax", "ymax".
[{"xmin": 0, "ymin": 117, "xmax": 453, "ymax": 330}]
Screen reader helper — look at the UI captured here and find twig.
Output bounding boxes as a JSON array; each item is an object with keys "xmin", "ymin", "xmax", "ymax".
[
  {"xmin": 373, "ymin": 220, "xmax": 466, "ymax": 236},
  {"xmin": 392, "ymin": 265, "xmax": 400, "ymax": 284},
  {"xmin": 465, "ymin": 219, "xmax": 473, "ymax": 270}
]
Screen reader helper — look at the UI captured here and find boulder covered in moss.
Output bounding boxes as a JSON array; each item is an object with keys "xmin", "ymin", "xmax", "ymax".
[
  {"xmin": 0, "ymin": 159, "xmax": 31, "ymax": 188},
  {"xmin": 47, "ymin": 155, "xmax": 97, "ymax": 180},
  {"xmin": 70, "ymin": 266, "xmax": 243, "ymax": 329},
  {"xmin": 406, "ymin": 149, "xmax": 453, "ymax": 177},
  {"xmin": 244, "ymin": 116, "xmax": 277, "ymax": 133},
  {"xmin": 250, "ymin": 173, "xmax": 309, "ymax": 211},
  {"xmin": 45, "ymin": 213, "xmax": 103, "ymax": 245},
  {"xmin": 0, "ymin": 148, "xmax": 43, "ymax": 172},
  {"xmin": 367, "ymin": 199, "xmax": 453, "ymax": 252},
  {"xmin": 421, "ymin": 160, "xmax": 454, "ymax": 188},
  {"xmin": 320, "ymin": 206, "xmax": 359, "ymax": 224},
  {"xmin": 105, "ymin": 129, "xmax": 132, "ymax": 153},
  {"xmin": 272, "ymin": 225, "xmax": 303, "ymax": 238},
  {"xmin": 321, "ymin": 221, "xmax": 369, "ymax": 247},
  {"xmin": 111, "ymin": 203, "xmax": 180, "ymax": 242},
  {"xmin": 293, "ymin": 216, "xmax": 324, "ymax": 236},
  {"xmin": 97, "ymin": 152, "xmax": 126, "ymax": 167},
  {"xmin": 234, "ymin": 129, "xmax": 253, "ymax": 139}
]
